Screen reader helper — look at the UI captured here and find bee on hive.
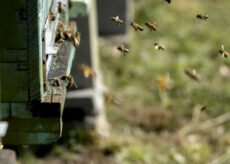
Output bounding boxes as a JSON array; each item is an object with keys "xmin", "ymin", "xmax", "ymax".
[
  {"xmin": 58, "ymin": 2, "xmax": 65, "ymax": 13},
  {"xmin": 219, "ymin": 45, "xmax": 229, "ymax": 58},
  {"xmin": 117, "ymin": 45, "xmax": 129, "ymax": 55},
  {"xmin": 155, "ymin": 43, "xmax": 166, "ymax": 50},
  {"xmin": 50, "ymin": 77, "xmax": 61, "ymax": 87},
  {"xmin": 145, "ymin": 22, "xmax": 157, "ymax": 31},
  {"xmin": 50, "ymin": 10, "xmax": 56, "ymax": 21},
  {"xmin": 63, "ymin": 29, "xmax": 73, "ymax": 40},
  {"xmin": 55, "ymin": 21, "xmax": 65, "ymax": 42},
  {"xmin": 111, "ymin": 16, "xmax": 124, "ymax": 26},
  {"xmin": 130, "ymin": 21, "xmax": 144, "ymax": 31},
  {"xmin": 196, "ymin": 14, "xmax": 209, "ymax": 20},
  {"xmin": 60, "ymin": 75, "xmax": 78, "ymax": 89},
  {"xmin": 184, "ymin": 69, "xmax": 200, "ymax": 82},
  {"xmin": 79, "ymin": 64, "xmax": 95, "ymax": 78}
]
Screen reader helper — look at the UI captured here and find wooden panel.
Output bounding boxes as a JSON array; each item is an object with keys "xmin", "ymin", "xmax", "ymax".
[
  {"xmin": 5, "ymin": 118, "xmax": 61, "ymax": 132},
  {"xmin": 3, "ymin": 117, "xmax": 61, "ymax": 145},
  {"xmin": 27, "ymin": 0, "xmax": 44, "ymax": 101},
  {"xmin": 31, "ymin": 102, "xmax": 62, "ymax": 118},
  {"xmin": 48, "ymin": 41, "xmax": 75, "ymax": 78},
  {"xmin": 0, "ymin": 0, "xmax": 27, "ymax": 50},
  {"xmin": 0, "ymin": 103, "xmax": 10, "ymax": 120},
  {"xmin": 3, "ymin": 132, "xmax": 60, "ymax": 145},
  {"xmin": 0, "ymin": 63, "xmax": 28, "ymax": 102},
  {"xmin": 0, "ymin": 50, "xmax": 27, "ymax": 63},
  {"xmin": 11, "ymin": 103, "xmax": 32, "ymax": 119},
  {"xmin": 2, "ymin": 24, "xmax": 27, "ymax": 50}
]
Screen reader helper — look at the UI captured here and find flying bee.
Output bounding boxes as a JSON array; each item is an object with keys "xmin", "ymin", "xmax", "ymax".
[
  {"xmin": 219, "ymin": 45, "xmax": 229, "ymax": 58},
  {"xmin": 145, "ymin": 22, "xmax": 157, "ymax": 31},
  {"xmin": 58, "ymin": 2, "xmax": 65, "ymax": 13},
  {"xmin": 156, "ymin": 74, "xmax": 170, "ymax": 91},
  {"xmin": 60, "ymin": 75, "xmax": 78, "ymax": 89},
  {"xmin": 164, "ymin": 0, "xmax": 171, "ymax": 3},
  {"xmin": 71, "ymin": 32, "xmax": 81, "ymax": 48},
  {"xmin": 200, "ymin": 106, "xmax": 206, "ymax": 112},
  {"xmin": 117, "ymin": 44, "xmax": 129, "ymax": 55},
  {"xmin": 104, "ymin": 89, "xmax": 122, "ymax": 106},
  {"xmin": 196, "ymin": 14, "xmax": 209, "ymax": 20},
  {"xmin": 50, "ymin": 10, "xmax": 56, "ymax": 21},
  {"xmin": 111, "ymin": 16, "xmax": 124, "ymax": 25},
  {"xmin": 130, "ymin": 21, "xmax": 144, "ymax": 31},
  {"xmin": 184, "ymin": 69, "xmax": 200, "ymax": 82},
  {"xmin": 79, "ymin": 64, "xmax": 94, "ymax": 78},
  {"xmin": 154, "ymin": 43, "xmax": 165, "ymax": 50}
]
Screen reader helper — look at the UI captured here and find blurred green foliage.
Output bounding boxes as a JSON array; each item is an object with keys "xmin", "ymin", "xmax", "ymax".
[
  {"xmin": 101, "ymin": 0, "xmax": 230, "ymax": 117},
  {"xmin": 100, "ymin": 0, "xmax": 230, "ymax": 163}
]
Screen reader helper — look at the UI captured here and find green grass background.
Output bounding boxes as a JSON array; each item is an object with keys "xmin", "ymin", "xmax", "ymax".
[{"xmin": 100, "ymin": 0, "xmax": 230, "ymax": 163}]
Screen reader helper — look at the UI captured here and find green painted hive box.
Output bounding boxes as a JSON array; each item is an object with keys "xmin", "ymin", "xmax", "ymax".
[{"xmin": 0, "ymin": 0, "xmax": 83, "ymax": 145}]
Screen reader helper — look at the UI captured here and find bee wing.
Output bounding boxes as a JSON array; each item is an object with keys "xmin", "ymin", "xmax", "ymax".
[
  {"xmin": 222, "ymin": 45, "xmax": 224, "ymax": 50},
  {"xmin": 192, "ymin": 69, "xmax": 197, "ymax": 75},
  {"xmin": 73, "ymin": 81, "xmax": 78, "ymax": 88},
  {"xmin": 124, "ymin": 48, "xmax": 129, "ymax": 53},
  {"xmin": 76, "ymin": 32, "xmax": 81, "ymax": 41}
]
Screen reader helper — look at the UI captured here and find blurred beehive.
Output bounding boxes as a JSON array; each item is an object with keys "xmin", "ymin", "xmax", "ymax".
[{"xmin": 64, "ymin": 0, "xmax": 108, "ymax": 136}]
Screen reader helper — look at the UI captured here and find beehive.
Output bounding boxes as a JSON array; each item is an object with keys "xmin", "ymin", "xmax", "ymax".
[{"xmin": 0, "ymin": 0, "xmax": 78, "ymax": 145}]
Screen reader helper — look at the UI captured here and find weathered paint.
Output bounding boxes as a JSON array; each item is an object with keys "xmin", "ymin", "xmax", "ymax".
[
  {"xmin": 0, "ymin": 0, "xmax": 28, "ymax": 102},
  {"xmin": 0, "ymin": 64, "xmax": 28, "ymax": 102},
  {"xmin": 0, "ymin": 103, "xmax": 10, "ymax": 120},
  {"xmin": 67, "ymin": 44, "xmax": 76, "ymax": 75},
  {"xmin": 3, "ymin": 132, "xmax": 60, "ymax": 145},
  {"xmin": 6, "ymin": 119, "xmax": 61, "ymax": 132},
  {"xmin": 11, "ymin": 103, "xmax": 32, "ymax": 119},
  {"xmin": 48, "ymin": 41, "xmax": 75, "ymax": 78}
]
